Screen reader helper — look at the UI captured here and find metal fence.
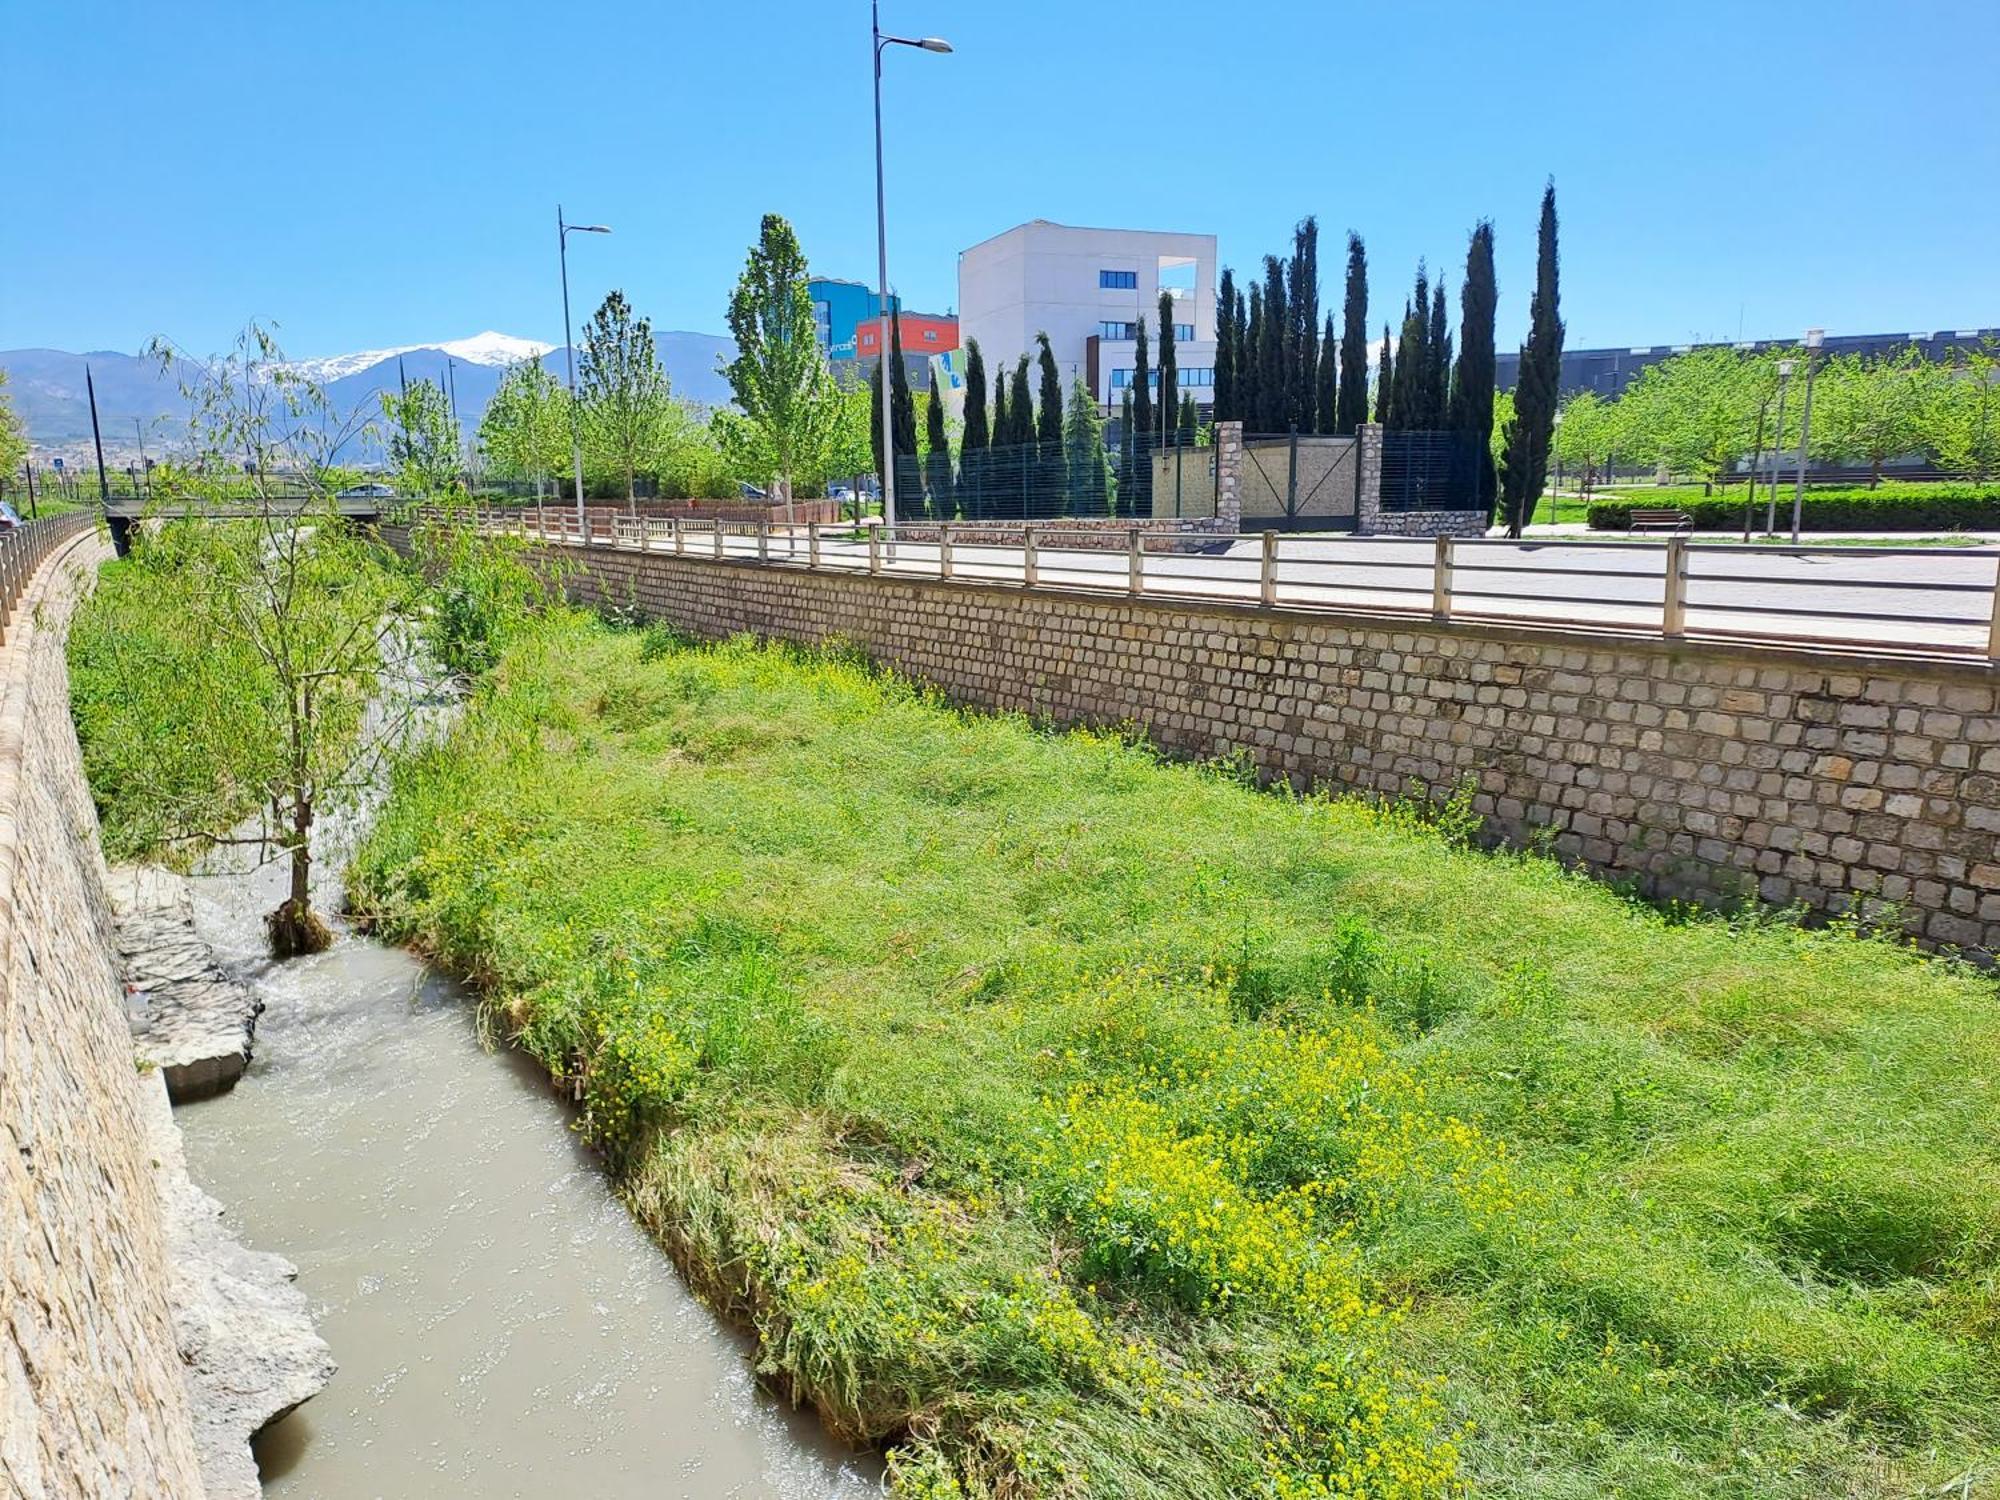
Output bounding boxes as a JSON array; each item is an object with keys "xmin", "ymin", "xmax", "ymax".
[
  {"xmin": 1240, "ymin": 431, "xmax": 1361, "ymax": 530},
  {"xmin": 0, "ymin": 513, "xmax": 96, "ymax": 646},
  {"xmin": 1379, "ymin": 430, "xmax": 1483, "ymax": 512},
  {"xmin": 440, "ymin": 508, "xmax": 2000, "ymax": 660}
]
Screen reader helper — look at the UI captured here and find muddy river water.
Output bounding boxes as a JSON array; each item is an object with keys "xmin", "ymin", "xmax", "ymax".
[{"xmin": 174, "ymin": 851, "xmax": 878, "ymax": 1498}]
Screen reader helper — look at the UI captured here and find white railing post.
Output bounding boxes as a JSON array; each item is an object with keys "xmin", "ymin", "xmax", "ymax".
[
  {"xmin": 939, "ymin": 524, "xmax": 954, "ymax": 581},
  {"xmin": 1432, "ymin": 534, "xmax": 1453, "ymax": 621},
  {"xmin": 713, "ymin": 522, "xmax": 724, "ymax": 560},
  {"xmin": 1260, "ymin": 529, "xmax": 1278, "ymax": 606},
  {"xmin": 1128, "ymin": 528, "xmax": 1145, "ymax": 595},
  {"xmin": 808, "ymin": 523, "xmax": 821, "ymax": 570},
  {"xmin": 672, "ymin": 518, "xmax": 684, "ymax": 556},
  {"xmin": 757, "ymin": 520, "xmax": 770, "ymax": 564},
  {"xmin": 1988, "ymin": 553, "xmax": 2000, "ymax": 661},
  {"xmin": 1662, "ymin": 536, "xmax": 1688, "ymax": 637},
  {"xmin": 1023, "ymin": 524, "xmax": 1039, "ymax": 588},
  {"xmin": 868, "ymin": 526, "xmax": 882, "ymax": 575}
]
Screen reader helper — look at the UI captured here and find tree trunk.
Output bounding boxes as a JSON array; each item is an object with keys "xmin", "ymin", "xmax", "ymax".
[{"xmin": 267, "ymin": 794, "xmax": 330, "ymax": 957}]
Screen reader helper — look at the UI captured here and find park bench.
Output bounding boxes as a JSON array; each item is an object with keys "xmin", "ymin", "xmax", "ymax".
[{"xmin": 1627, "ymin": 508, "xmax": 1694, "ymax": 535}]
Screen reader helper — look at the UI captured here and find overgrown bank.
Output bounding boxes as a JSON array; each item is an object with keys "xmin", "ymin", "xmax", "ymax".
[{"xmin": 350, "ymin": 606, "xmax": 2000, "ymax": 1498}]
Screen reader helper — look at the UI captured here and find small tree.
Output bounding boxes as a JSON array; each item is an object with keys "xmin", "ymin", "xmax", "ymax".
[
  {"xmin": 1813, "ymin": 347, "xmax": 1935, "ymax": 486},
  {"xmin": 721, "ymin": 213, "xmax": 839, "ymax": 499},
  {"xmin": 0, "ymin": 371, "xmax": 27, "ymax": 481},
  {"xmin": 1931, "ymin": 339, "xmax": 2000, "ymax": 480},
  {"xmin": 380, "ymin": 376, "xmax": 461, "ymax": 497},
  {"xmin": 579, "ymin": 290, "xmax": 672, "ymax": 503},
  {"xmin": 478, "ymin": 357, "xmax": 568, "ymax": 496},
  {"xmin": 1065, "ymin": 375, "xmax": 1110, "ymax": 515}
]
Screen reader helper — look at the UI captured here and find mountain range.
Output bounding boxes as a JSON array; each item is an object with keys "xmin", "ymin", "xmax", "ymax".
[{"xmin": 1, "ymin": 330, "xmax": 738, "ymax": 465}]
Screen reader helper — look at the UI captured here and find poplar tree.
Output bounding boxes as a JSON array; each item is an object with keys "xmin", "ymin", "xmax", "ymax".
[
  {"xmin": 1450, "ymin": 221, "xmax": 1499, "ymax": 519},
  {"xmin": 1157, "ymin": 292, "xmax": 1179, "ymax": 447},
  {"xmin": 925, "ymin": 365, "xmax": 953, "ymax": 517},
  {"xmin": 1215, "ymin": 269, "xmax": 1238, "ymax": 422},
  {"xmin": 1315, "ymin": 313, "xmax": 1337, "ymax": 434},
  {"xmin": 960, "ymin": 337, "xmax": 989, "ymax": 519},
  {"xmin": 1500, "ymin": 182, "xmax": 1564, "ymax": 537},
  {"xmin": 1035, "ymin": 332, "xmax": 1065, "ymax": 512},
  {"xmin": 1375, "ymin": 324, "xmax": 1394, "ymax": 424},
  {"xmin": 1336, "ymin": 232, "xmax": 1370, "ymax": 433},
  {"xmin": 1259, "ymin": 255, "xmax": 1288, "ymax": 432},
  {"xmin": 1289, "ymin": 217, "xmax": 1320, "ymax": 432},
  {"xmin": 722, "ymin": 214, "xmax": 838, "ymax": 500},
  {"xmin": 1130, "ymin": 316, "xmax": 1154, "ymax": 514}
]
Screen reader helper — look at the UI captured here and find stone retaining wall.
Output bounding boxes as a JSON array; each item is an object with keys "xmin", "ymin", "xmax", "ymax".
[
  {"xmin": 384, "ymin": 526, "xmax": 2000, "ymax": 957},
  {"xmin": 0, "ymin": 531, "xmax": 209, "ymax": 1498}
]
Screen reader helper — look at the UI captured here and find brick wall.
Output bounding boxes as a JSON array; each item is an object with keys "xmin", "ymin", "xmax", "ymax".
[
  {"xmin": 0, "ymin": 531, "xmax": 208, "ymax": 1498},
  {"xmin": 384, "ymin": 526, "xmax": 2000, "ymax": 958}
]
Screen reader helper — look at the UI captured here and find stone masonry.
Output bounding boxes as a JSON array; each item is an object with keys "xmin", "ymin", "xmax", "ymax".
[{"xmin": 385, "ymin": 526, "xmax": 2000, "ymax": 957}]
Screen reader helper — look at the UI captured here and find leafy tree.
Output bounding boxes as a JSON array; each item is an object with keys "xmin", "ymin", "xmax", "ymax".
[
  {"xmin": 960, "ymin": 338, "xmax": 990, "ymax": 519},
  {"xmin": 1289, "ymin": 216, "xmax": 1320, "ymax": 431},
  {"xmin": 1449, "ymin": 221, "xmax": 1499, "ymax": 518},
  {"xmin": 1157, "ymin": 292, "xmax": 1179, "ymax": 446},
  {"xmin": 1813, "ymin": 346, "xmax": 1935, "ymax": 486},
  {"xmin": 478, "ymin": 358, "xmax": 568, "ymax": 495},
  {"xmin": 1315, "ymin": 313, "xmax": 1338, "ymax": 435},
  {"xmin": 1615, "ymin": 346, "xmax": 1768, "ymax": 488},
  {"xmin": 1490, "ymin": 389, "xmax": 1516, "ymax": 471},
  {"xmin": 579, "ymin": 289, "xmax": 672, "ymax": 504},
  {"xmin": 721, "ymin": 213, "xmax": 839, "ymax": 499},
  {"xmin": 1931, "ymin": 339, "xmax": 2000, "ymax": 480},
  {"xmin": 1552, "ymin": 391, "xmax": 1620, "ymax": 493},
  {"xmin": 821, "ymin": 378, "xmax": 875, "ymax": 511},
  {"xmin": 1130, "ymin": 315, "xmax": 1154, "ymax": 514},
  {"xmin": 1064, "ymin": 375, "xmax": 1110, "ymax": 515},
  {"xmin": 0, "ymin": 371, "xmax": 28, "ymax": 482},
  {"xmin": 925, "ymin": 366, "xmax": 954, "ymax": 516},
  {"xmin": 1215, "ymin": 269, "xmax": 1238, "ymax": 423},
  {"xmin": 1336, "ymin": 232, "xmax": 1370, "ymax": 434},
  {"xmin": 380, "ymin": 376, "xmax": 461, "ymax": 497},
  {"xmin": 1500, "ymin": 182, "xmax": 1563, "ymax": 536},
  {"xmin": 1036, "ymin": 332, "xmax": 1066, "ymax": 510}
]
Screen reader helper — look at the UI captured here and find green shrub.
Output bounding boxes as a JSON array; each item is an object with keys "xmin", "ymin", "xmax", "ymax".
[{"xmin": 1586, "ymin": 482, "xmax": 2000, "ymax": 531}]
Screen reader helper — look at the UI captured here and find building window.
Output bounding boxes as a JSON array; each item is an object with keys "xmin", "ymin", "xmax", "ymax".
[
  {"xmin": 1181, "ymin": 367, "xmax": 1214, "ymax": 387},
  {"xmin": 922, "ymin": 330, "xmax": 938, "ymax": 342},
  {"xmin": 1173, "ymin": 324, "xmax": 1194, "ymax": 342},
  {"xmin": 1099, "ymin": 269, "xmax": 1137, "ymax": 289},
  {"xmin": 1099, "ymin": 320, "xmax": 1137, "ymax": 340}
]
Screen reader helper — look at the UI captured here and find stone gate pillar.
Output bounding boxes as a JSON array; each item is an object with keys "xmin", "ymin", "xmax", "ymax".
[
  {"xmin": 1354, "ymin": 422, "xmax": 1384, "ymax": 534},
  {"xmin": 1214, "ymin": 420, "xmax": 1242, "ymax": 534}
]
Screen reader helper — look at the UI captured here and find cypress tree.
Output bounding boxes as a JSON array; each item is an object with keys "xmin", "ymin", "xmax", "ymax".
[
  {"xmin": 1065, "ymin": 375, "xmax": 1109, "ymax": 515},
  {"xmin": 1390, "ymin": 290, "xmax": 1422, "ymax": 430},
  {"xmin": 990, "ymin": 365, "xmax": 1011, "ymax": 516},
  {"xmin": 870, "ymin": 354, "xmax": 886, "ymax": 492},
  {"xmin": 1427, "ymin": 281, "xmax": 1451, "ymax": 427},
  {"xmin": 1336, "ymin": 232, "xmax": 1370, "ymax": 433},
  {"xmin": 1215, "ymin": 268, "xmax": 1238, "ymax": 423},
  {"xmin": 925, "ymin": 365, "xmax": 953, "ymax": 518},
  {"xmin": 1035, "ymin": 333, "xmax": 1065, "ymax": 514},
  {"xmin": 1130, "ymin": 316, "xmax": 1154, "ymax": 515},
  {"xmin": 1116, "ymin": 388, "xmax": 1135, "ymax": 515},
  {"xmin": 1375, "ymin": 323, "xmax": 1393, "ymax": 424},
  {"xmin": 1501, "ymin": 182, "xmax": 1563, "ymax": 537},
  {"xmin": 1157, "ymin": 292, "xmax": 1178, "ymax": 448},
  {"xmin": 888, "ymin": 314, "xmax": 918, "ymax": 513},
  {"xmin": 1260, "ymin": 255, "xmax": 1288, "ymax": 433},
  {"xmin": 1289, "ymin": 217, "xmax": 1319, "ymax": 432},
  {"xmin": 1450, "ymin": 221, "xmax": 1499, "ymax": 521},
  {"xmin": 1179, "ymin": 392, "xmax": 1197, "ymax": 444},
  {"xmin": 1242, "ymin": 283, "xmax": 1264, "ymax": 433},
  {"xmin": 1315, "ymin": 313, "xmax": 1338, "ymax": 434},
  {"xmin": 960, "ymin": 337, "xmax": 989, "ymax": 519},
  {"xmin": 1008, "ymin": 355, "xmax": 1034, "ymax": 515}
]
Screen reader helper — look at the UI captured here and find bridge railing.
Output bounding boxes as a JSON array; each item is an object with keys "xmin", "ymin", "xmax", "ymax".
[
  {"xmin": 405, "ymin": 506, "xmax": 2000, "ymax": 663},
  {"xmin": 0, "ymin": 513, "xmax": 98, "ymax": 647}
]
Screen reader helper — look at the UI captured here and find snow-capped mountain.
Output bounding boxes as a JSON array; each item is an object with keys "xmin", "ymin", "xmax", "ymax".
[{"xmin": 282, "ymin": 331, "xmax": 556, "ymax": 384}]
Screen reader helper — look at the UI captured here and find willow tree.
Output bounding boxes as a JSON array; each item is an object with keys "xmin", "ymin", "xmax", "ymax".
[{"xmin": 721, "ymin": 213, "xmax": 838, "ymax": 499}]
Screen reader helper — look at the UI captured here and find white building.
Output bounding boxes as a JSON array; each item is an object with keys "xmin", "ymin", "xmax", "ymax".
[{"xmin": 957, "ymin": 220, "xmax": 1218, "ymax": 412}]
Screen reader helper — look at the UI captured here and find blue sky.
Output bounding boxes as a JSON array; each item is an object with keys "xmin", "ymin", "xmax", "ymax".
[{"xmin": 6, "ymin": 0, "xmax": 1996, "ymax": 360}]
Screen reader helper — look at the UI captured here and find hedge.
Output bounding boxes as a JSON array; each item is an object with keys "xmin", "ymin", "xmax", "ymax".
[{"xmin": 1586, "ymin": 483, "xmax": 2000, "ymax": 532}]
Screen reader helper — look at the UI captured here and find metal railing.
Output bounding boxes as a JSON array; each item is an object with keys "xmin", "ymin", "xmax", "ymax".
[
  {"xmin": 0, "ymin": 513, "xmax": 97, "ymax": 647},
  {"xmin": 420, "ymin": 507, "xmax": 2000, "ymax": 661}
]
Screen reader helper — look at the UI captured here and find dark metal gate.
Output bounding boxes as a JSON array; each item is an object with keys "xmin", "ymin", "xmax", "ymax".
[{"xmin": 1379, "ymin": 430, "xmax": 1481, "ymax": 512}]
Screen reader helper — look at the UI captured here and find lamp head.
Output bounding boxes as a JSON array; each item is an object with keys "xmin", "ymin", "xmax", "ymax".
[
  {"xmin": 1777, "ymin": 359, "xmax": 1796, "ymax": 377},
  {"xmin": 918, "ymin": 36, "xmax": 952, "ymax": 51},
  {"xmin": 1804, "ymin": 327, "xmax": 1824, "ymax": 349},
  {"xmin": 574, "ymin": 224, "xmax": 611, "ymax": 234}
]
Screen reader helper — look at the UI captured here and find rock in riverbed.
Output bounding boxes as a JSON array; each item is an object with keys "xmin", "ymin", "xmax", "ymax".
[{"xmin": 110, "ymin": 864, "xmax": 263, "ymax": 1100}]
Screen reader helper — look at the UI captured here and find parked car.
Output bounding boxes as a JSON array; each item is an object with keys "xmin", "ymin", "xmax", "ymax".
[
  {"xmin": 0, "ymin": 501, "xmax": 21, "ymax": 530},
  {"xmin": 334, "ymin": 482, "xmax": 396, "ymax": 500},
  {"xmin": 738, "ymin": 481, "xmax": 768, "ymax": 500}
]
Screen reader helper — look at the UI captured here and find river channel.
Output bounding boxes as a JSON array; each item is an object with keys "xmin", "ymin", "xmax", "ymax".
[{"xmin": 173, "ymin": 840, "xmax": 878, "ymax": 1497}]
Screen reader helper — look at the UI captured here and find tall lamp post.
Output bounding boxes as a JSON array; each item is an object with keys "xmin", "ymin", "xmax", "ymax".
[
  {"xmin": 872, "ymin": 4, "xmax": 951, "ymax": 538},
  {"xmin": 1765, "ymin": 358, "xmax": 1793, "ymax": 535},
  {"xmin": 1790, "ymin": 329, "xmax": 1824, "ymax": 543},
  {"xmin": 557, "ymin": 206, "xmax": 612, "ymax": 541},
  {"xmin": 1550, "ymin": 407, "xmax": 1564, "ymax": 527}
]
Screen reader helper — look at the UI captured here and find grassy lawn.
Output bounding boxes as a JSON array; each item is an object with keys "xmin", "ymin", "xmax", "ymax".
[{"xmin": 345, "ymin": 609, "xmax": 2000, "ymax": 1498}]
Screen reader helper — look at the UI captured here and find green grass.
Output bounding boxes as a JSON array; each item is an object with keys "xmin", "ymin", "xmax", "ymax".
[{"xmin": 347, "ymin": 613, "xmax": 2000, "ymax": 1498}]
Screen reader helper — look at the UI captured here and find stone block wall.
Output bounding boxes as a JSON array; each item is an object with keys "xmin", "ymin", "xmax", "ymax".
[
  {"xmin": 0, "ymin": 532, "xmax": 209, "ymax": 1498},
  {"xmin": 384, "ymin": 526, "xmax": 2000, "ymax": 957}
]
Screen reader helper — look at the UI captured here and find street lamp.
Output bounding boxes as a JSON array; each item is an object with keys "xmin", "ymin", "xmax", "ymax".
[
  {"xmin": 558, "ymin": 205, "xmax": 611, "ymax": 541},
  {"xmin": 1790, "ymin": 329, "xmax": 1824, "ymax": 543},
  {"xmin": 872, "ymin": 4, "xmax": 951, "ymax": 539},
  {"xmin": 1766, "ymin": 358, "xmax": 1794, "ymax": 535}
]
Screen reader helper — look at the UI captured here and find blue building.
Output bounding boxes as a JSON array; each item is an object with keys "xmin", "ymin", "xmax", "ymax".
[{"xmin": 808, "ymin": 277, "xmax": 896, "ymax": 364}]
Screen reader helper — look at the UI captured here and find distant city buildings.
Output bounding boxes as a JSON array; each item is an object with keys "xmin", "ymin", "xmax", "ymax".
[
  {"xmin": 807, "ymin": 275, "xmax": 957, "ymax": 388},
  {"xmin": 1500, "ymin": 327, "xmax": 2000, "ymax": 398},
  {"xmin": 956, "ymin": 221, "xmax": 1218, "ymax": 410}
]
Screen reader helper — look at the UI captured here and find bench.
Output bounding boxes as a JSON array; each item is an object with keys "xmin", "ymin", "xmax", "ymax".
[{"xmin": 1627, "ymin": 508, "xmax": 1694, "ymax": 535}]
